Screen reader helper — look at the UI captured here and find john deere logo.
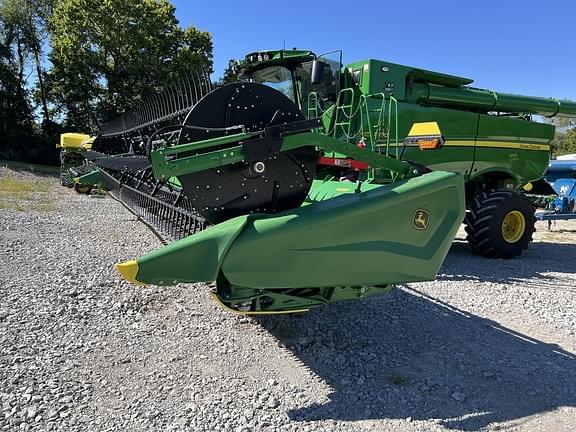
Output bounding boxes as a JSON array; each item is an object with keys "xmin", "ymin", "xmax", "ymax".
[{"xmin": 412, "ymin": 209, "xmax": 430, "ymax": 230}]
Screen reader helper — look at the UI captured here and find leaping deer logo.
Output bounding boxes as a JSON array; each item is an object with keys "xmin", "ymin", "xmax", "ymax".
[{"xmin": 412, "ymin": 209, "xmax": 430, "ymax": 230}]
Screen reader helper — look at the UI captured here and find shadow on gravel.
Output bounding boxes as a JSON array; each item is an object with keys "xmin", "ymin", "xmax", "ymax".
[
  {"xmin": 437, "ymin": 240, "xmax": 576, "ymax": 289},
  {"xmin": 255, "ymin": 287, "xmax": 576, "ymax": 431}
]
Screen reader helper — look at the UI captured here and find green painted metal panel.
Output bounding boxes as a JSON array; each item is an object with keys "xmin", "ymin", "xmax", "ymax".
[
  {"xmin": 476, "ymin": 113, "xmax": 554, "ymax": 142},
  {"xmin": 168, "ymin": 176, "xmax": 182, "ymax": 188},
  {"xmin": 221, "ymin": 171, "xmax": 464, "ymax": 288},
  {"xmin": 384, "ymin": 102, "xmax": 479, "ymax": 179},
  {"xmin": 134, "ymin": 215, "xmax": 249, "ymax": 284},
  {"xmin": 471, "ymin": 114, "xmax": 553, "ymax": 184},
  {"xmin": 306, "ymin": 179, "xmax": 382, "ymax": 202},
  {"xmin": 131, "ymin": 171, "xmax": 464, "ymax": 291},
  {"xmin": 77, "ymin": 169, "xmax": 100, "ymax": 185}
]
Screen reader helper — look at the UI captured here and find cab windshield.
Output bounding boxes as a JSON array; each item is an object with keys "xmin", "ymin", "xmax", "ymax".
[
  {"xmin": 249, "ymin": 66, "xmax": 295, "ymax": 101},
  {"xmin": 244, "ymin": 60, "xmax": 339, "ymax": 113}
]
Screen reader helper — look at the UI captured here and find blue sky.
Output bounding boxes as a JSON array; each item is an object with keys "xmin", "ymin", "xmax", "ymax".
[{"xmin": 172, "ymin": 0, "xmax": 576, "ymax": 101}]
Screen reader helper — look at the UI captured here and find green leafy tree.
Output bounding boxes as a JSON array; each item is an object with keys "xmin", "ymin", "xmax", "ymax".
[
  {"xmin": 48, "ymin": 0, "xmax": 213, "ymax": 131},
  {"xmin": 550, "ymin": 117, "xmax": 576, "ymax": 157},
  {"xmin": 0, "ymin": 0, "xmax": 53, "ymax": 126},
  {"xmin": 0, "ymin": 32, "xmax": 58, "ymax": 164},
  {"xmin": 0, "ymin": 18, "xmax": 34, "ymax": 137}
]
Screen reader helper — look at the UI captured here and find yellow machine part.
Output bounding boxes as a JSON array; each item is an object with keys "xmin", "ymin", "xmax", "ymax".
[{"xmin": 57, "ymin": 133, "xmax": 95, "ymax": 150}]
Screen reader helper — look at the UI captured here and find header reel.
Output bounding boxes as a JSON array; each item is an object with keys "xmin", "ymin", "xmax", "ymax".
[{"xmin": 174, "ymin": 82, "xmax": 318, "ymax": 224}]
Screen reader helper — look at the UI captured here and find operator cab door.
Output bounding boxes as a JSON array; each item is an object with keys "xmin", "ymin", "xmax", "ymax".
[{"xmin": 300, "ymin": 50, "xmax": 342, "ymax": 116}]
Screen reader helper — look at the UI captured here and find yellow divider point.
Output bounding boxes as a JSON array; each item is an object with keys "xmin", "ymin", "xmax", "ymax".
[{"xmin": 116, "ymin": 260, "xmax": 146, "ymax": 285}]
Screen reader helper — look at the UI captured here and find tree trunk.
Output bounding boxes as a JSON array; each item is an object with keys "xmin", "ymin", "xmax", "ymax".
[
  {"xmin": 27, "ymin": 11, "xmax": 51, "ymax": 126},
  {"xmin": 16, "ymin": 34, "xmax": 25, "ymax": 89},
  {"xmin": 33, "ymin": 48, "xmax": 51, "ymax": 125}
]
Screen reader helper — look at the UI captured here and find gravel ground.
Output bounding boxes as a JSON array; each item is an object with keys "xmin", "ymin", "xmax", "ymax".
[{"xmin": 1, "ymin": 167, "xmax": 575, "ymax": 432}]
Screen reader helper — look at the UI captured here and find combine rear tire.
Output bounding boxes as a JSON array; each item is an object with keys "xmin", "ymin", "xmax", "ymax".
[{"xmin": 465, "ymin": 189, "xmax": 536, "ymax": 259}]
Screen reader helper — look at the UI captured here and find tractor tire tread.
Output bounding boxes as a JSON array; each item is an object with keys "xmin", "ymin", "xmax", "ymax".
[{"xmin": 465, "ymin": 189, "xmax": 536, "ymax": 259}]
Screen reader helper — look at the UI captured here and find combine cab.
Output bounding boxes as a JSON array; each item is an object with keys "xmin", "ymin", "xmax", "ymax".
[{"xmin": 79, "ymin": 49, "xmax": 576, "ymax": 313}]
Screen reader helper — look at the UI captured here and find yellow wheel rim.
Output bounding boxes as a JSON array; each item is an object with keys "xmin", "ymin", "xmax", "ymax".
[{"xmin": 502, "ymin": 210, "xmax": 526, "ymax": 243}]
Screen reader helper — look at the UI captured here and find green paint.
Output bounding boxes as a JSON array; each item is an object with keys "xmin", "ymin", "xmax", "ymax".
[
  {"xmin": 131, "ymin": 171, "xmax": 464, "ymax": 312},
  {"xmin": 135, "ymin": 215, "xmax": 249, "ymax": 284},
  {"xmin": 151, "ymin": 132, "xmax": 413, "ymax": 181},
  {"xmin": 76, "ymin": 169, "xmax": 100, "ymax": 186}
]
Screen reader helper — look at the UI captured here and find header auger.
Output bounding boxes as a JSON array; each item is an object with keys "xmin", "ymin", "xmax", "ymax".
[{"xmin": 73, "ymin": 48, "xmax": 576, "ymax": 313}]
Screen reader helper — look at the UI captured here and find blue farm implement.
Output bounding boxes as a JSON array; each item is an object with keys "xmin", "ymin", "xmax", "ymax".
[{"xmin": 535, "ymin": 159, "xmax": 576, "ymax": 226}]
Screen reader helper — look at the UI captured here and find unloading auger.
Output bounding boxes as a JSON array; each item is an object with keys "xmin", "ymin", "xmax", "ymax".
[{"xmin": 115, "ymin": 82, "xmax": 466, "ymax": 313}]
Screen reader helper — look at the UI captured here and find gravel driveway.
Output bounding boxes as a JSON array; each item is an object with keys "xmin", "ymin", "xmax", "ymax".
[{"xmin": 1, "ymin": 167, "xmax": 575, "ymax": 432}]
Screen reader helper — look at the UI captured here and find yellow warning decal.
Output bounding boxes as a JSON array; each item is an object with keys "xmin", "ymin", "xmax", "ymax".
[{"xmin": 407, "ymin": 122, "xmax": 442, "ymax": 137}]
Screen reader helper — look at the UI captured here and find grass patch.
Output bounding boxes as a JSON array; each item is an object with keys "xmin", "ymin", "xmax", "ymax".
[
  {"xmin": 34, "ymin": 201, "xmax": 58, "ymax": 212},
  {"xmin": 0, "ymin": 177, "xmax": 49, "ymax": 201},
  {"xmin": 0, "ymin": 201, "xmax": 25, "ymax": 211},
  {"xmin": 0, "ymin": 169, "xmax": 56, "ymax": 212}
]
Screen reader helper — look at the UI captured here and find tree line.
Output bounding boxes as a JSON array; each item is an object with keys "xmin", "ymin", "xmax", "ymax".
[
  {"xmin": 1, "ymin": 1, "xmax": 574, "ymax": 165},
  {"xmin": 550, "ymin": 118, "xmax": 576, "ymax": 157},
  {"xmin": 0, "ymin": 0, "xmax": 212, "ymax": 165}
]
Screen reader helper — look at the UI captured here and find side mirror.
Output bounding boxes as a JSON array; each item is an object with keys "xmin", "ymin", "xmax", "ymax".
[{"xmin": 311, "ymin": 60, "xmax": 325, "ymax": 85}]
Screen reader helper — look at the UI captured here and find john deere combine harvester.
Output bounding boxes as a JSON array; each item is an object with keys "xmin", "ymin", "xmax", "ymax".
[{"xmin": 83, "ymin": 49, "xmax": 576, "ymax": 313}]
